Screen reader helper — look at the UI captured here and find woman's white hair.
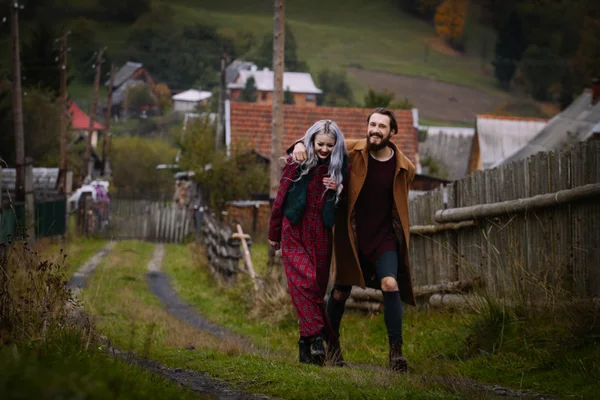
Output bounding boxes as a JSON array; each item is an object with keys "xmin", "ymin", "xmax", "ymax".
[{"xmin": 290, "ymin": 119, "xmax": 348, "ymax": 204}]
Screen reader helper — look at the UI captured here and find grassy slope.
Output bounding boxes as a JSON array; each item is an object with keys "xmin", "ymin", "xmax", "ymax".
[
  {"xmin": 163, "ymin": 243, "xmax": 600, "ymax": 400},
  {"xmin": 58, "ymin": 0, "xmax": 499, "ymax": 100},
  {"xmin": 163, "ymin": 0, "xmax": 498, "ymax": 91},
  {"xmin": 83, "ymin": 241, "xmax": 469, "ymax": 399}
]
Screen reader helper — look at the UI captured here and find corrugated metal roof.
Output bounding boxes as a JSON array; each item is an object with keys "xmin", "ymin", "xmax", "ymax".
[
  {"xmin": 227, "ymin": 68, "xmax": 322, "ymax": 94},
  {"xmin": 419, "ymin": 126, "xmax": 474, "ymax": 180},
  {"xmin": 476, "ymin": 116, "xmax": 547, "ymax": 169},
  {"xmin": 172, "ymin": 89, "xmax": 212, "ymax": 102},
  {"xmin": 1, "ymin": 168, "xmax": 59, "ymax": 194},
  {"xmin": 110, "ymin": 62, "xmax": 143, "ymax": 88},
  {"xmin": 498, "ymin": 90, "xmax": 600, "ymax": 166}
]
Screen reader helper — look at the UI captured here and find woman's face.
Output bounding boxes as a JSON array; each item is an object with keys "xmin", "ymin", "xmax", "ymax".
[{"xmin": 314, "ymin": 133, "xmax": 336, "ymax": 159}]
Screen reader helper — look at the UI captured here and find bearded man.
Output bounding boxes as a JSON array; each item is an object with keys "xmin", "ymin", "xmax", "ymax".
[{"xmin": 291, "ymin": 107, "xmax": 416, "ymax": 372}]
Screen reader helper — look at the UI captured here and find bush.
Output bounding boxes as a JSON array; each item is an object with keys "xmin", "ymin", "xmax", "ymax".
[
  {"xmin": 177, "ymin": 116, "xmax": 268, "ymax": 212},
  {"xmin": 110, "ymin": 136, "xmax": 178, "ymax": 193}
]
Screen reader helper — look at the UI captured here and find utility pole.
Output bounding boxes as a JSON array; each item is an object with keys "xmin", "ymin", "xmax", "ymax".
[
  {"xmin": 102, "ymin": 63, "xmax": 114, "ymax": 176},
  {"xmin": 216, "ymin": 53, "xmax": 227, "ymax": 151},
  {"xmin": 11, "ymin": 2, "xmax": 25, "ymax": 203},
  {"xmin": 83, "ymin": 47, "xmax": 104, "ymax": 182},
  {"xmin": 270, "ymin": 0, "xmax": 285, "ymax": 200},
  {"xmin": 58, "ymin": 30, "xmax": 68, "ymax": 193}
]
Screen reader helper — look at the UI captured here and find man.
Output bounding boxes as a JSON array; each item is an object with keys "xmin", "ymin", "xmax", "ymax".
[{"xmin": 291, "ymin": 107, "xmax": 415, "ymax": 372}]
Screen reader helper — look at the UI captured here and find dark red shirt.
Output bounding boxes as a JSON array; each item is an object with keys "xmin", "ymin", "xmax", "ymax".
[{"xmin": 354, "ymin": 152, "xmax": 397, "ymax": 262}]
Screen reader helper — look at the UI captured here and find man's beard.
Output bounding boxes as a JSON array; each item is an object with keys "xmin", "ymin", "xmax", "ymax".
[{"xmin": 366, "ymin": 132, "xmax": 391, "ymax": 151}]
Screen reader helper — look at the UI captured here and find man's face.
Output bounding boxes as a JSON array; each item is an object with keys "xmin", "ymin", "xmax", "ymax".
[{"xmin": 366, "ymin": 113, "xmax": 393, "ymax": 151}]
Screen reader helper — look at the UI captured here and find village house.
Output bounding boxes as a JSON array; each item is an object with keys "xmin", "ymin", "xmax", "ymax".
[
  {"xmin": 417, "ymin": 124, "xmax": 475, "ymax": 181},
  {"xmin": 468, "ymin": 115, "xmax": 547, "ymax": 172},
  {"xmin": 498, "ymin": 84, "xmax": 600, "ymax": 166},
  {"xmin": 172, "ymin": 89, "xmax": 212, "ymax": 113},
  {"xmin": 105, "ymin": 61, "xmax": 156, "ymax": 117},
  {"xmin": 227, "ymin": 66, "xmax": 322, "ymax": 107},
  {"xmin": 68, "ymin": 101, "xmax": 105, "ymax": 150}
]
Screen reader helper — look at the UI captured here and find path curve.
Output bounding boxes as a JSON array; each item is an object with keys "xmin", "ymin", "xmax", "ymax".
[
  {"xmin": 146, "ymin": 244, "xmax": 252, "ymax": 344},
  {"xmin": 68, "ymin": 241, "xmax": 268, "ymax": 400}
]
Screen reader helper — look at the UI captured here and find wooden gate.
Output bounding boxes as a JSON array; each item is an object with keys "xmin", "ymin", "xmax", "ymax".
[{"xmin": 108, "ymin": 199, "xmax": 191, "ymax": 243}]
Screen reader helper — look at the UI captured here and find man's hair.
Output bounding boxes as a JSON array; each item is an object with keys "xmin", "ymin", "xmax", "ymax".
[{"xmin": 367, "ymin": 107, "xmax": 398, "ymax": 134}]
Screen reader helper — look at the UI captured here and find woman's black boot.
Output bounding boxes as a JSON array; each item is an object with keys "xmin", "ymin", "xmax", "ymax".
[{"xmin": 298, "ymin": 338, "xmax": 312, "ymax": 364}]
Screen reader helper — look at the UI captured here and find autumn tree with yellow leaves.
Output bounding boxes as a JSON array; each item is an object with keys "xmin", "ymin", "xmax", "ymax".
[{"xmin": 434, "ymin": 0, "xmax": 468, "ymax": 50}]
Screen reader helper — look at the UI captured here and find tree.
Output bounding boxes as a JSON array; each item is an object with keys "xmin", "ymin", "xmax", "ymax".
[
  {"xmin": 283, "ymin": 86, "xmax": 295, "ymax": 105},
  {"xmin": 254, "ymin": 23, "xmax": 308, "ymax": 72},
  {"xmin": 240, "ymin": 77, "xmax": 258, "ymax": 102},
  {"xmin": 492, "ymin": 10, "xmax": 526, "ymax": 90},
  {"xmin": 434, "ymin": 0, "xmax": 468, "ymax": 50},
  {"xmin": 127, "ymin": 7, "xmax": 236, "ymax": 90},
  {"xmin": 68, "ymin": 18, "xmax": 112, "ymax": 84},
  {"xmin": 110, "ymin": 136, "xmax": 177, "ymax": 193},
  {"xmin": 0, "ymin": 86, "xmax": 60, "ymax": 167},
  {"xmin": 317, "ymin": 69, "xmax": 354, "ymax": 107},
  {"xmin": 126, "ymin": 84, "xmax": 156, "ymax": 112},
  {"xmin": 177, "ymin": 116, "xmax": 268, "ymax": 212},
  {"xmin": 21, "ymin": 20, "xmax": 69, "ymax": 97},
  {"xmin": 99, "ymin": 0, "xmax": 151, "ymax": 23},
  {"xmin": 521, "ymin": 45, "xmax": 563, "ymax": 101},
  {"xmin": 364, "ymin": 89, "xmax": 395, "ymax": 108},
  {"xmin": 153, "ymin": 83, "xmax": 172, "ymax": 114}
]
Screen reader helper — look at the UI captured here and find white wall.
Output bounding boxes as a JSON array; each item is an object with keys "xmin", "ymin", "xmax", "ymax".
[{"xmin": 173, "ymin": 100, "xmax": 198, "ymax": 113}]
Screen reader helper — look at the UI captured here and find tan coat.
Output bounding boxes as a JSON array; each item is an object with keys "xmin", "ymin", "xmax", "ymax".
[{"xmin": 334, "ymin": 139, "xmax": 416, "ymax": 305}]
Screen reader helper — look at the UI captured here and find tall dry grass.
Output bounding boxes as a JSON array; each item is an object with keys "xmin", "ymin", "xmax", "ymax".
[{"xmin": 0, "ymin": 241, "xmax": 93, "ymax": 345}]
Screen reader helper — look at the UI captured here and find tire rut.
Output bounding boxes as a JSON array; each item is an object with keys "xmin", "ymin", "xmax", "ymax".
[{"xmin": 68, "ymin": 241, "xmax": 270, "ymax": 400}]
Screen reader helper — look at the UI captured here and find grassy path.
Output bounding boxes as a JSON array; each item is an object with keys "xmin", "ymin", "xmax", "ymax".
[{"xmin": 82, "ymin": 241, "xmax": 473, "ymax": 399}]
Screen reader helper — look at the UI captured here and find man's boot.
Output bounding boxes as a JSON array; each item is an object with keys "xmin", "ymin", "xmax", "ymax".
[
  {"xmin": 298, "ymin": 338, "xmax": 312, "ymax": 364},
  {"xmin": 389, "ymin": 341, "xmax": 408, "ymax": 372},
  {"xmin": 309, "ymin": 335, "xmax": 325, "ymax": 366},
  {"xmin": 326, "ymin": 340, "xmax": 346, "ymax": 367}
]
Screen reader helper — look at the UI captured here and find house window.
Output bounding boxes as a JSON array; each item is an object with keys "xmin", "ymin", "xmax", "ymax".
[
  {"xmin": 261, "ymin": 92, "xmax": 268, "ymax": 101},
  {"xmin": 306, "ymin": 94, "xmax": 316, "ymax": 102}
]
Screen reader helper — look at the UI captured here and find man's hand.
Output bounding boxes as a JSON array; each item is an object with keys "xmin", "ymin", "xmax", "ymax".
[
  {"xmin": 292, "ymin": 143, "xmax": 307, "ymax": 162},
  {"xmin": 268, "ymin": 240, "xmax": 281, "ymax": 250}
]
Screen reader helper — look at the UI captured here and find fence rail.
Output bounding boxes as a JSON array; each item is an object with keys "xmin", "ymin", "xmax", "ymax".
[{"xmin": 408, "ymin": 141, "xmax": 600, "ymax": 298}]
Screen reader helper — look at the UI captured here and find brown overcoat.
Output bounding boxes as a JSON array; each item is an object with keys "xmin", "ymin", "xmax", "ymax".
[{"xmin": 333, "ymin": 139, "xmax": 416, "ymax": 306}]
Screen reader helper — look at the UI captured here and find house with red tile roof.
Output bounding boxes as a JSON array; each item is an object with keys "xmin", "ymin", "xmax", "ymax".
[
  {"xmin": 68, "ymin": 101, "xmax": 104, "ymax": 149},
  {"xmin": 225, "ymin": 101, "xmax": 419, "ymax": 167}
]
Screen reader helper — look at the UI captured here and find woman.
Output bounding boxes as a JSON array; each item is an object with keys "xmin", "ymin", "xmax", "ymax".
[{"xmin": 268, "ymin": 119, "xmax": 349, "ymax": 366}]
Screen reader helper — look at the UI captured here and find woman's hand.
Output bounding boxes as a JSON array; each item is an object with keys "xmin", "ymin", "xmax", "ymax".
[
  {"xmin": 268, "ymin": 240, "xmax": 281, "ymax": 250},
  {"xmin": 323, "ymin": 177, "xmax": 339, "ymax": 190},
  {"xmin": 292, "ymin": 143, "xmax": 307, "ymax": 162}
]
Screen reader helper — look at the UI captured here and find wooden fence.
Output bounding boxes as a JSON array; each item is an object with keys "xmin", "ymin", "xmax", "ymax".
[
  {"xmin": 408, "ymin": 141, "xmax": 600, "ymax": 299},
  {"xmin": 107, "ymin": 199, "xmax": 192, "ymax": 243}
]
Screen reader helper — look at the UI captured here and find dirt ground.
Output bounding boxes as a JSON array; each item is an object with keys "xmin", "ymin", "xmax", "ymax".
[{"xmin": 347, "ymin": 67, "xmax": 507, "ymax": 122}]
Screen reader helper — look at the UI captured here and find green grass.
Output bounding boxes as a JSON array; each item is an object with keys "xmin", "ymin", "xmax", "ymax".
[
  {"xmin": 82, "ymin": 241, "xmax": 473, "ymax": 399},
  {"xmin": 39, "ymin": 235, "xmax": 108, "ymax": 278},
  {"xmin": 0, "ymin": 329, "xmax": 198, "ymax": 400},
  {"xmin": 163, "ymin": 243, "xmax": 600, "ymax": 400}
]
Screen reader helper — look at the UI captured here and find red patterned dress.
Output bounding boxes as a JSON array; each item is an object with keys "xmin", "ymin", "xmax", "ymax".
[{"xmin": 268, "ymin": 158, "xmax": 336, "ymax": 342}]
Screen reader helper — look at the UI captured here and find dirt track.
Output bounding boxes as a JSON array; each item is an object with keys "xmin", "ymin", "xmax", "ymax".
[{"xmin": 348, "ymin": 67, "xmax": 506, "ymax": 122}]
